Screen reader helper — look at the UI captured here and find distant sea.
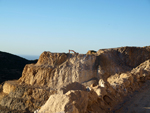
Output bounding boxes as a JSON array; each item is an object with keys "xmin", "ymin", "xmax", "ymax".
[{"xmin": 19, "ymin": 55, "xmax": 39, "ymax": 60}]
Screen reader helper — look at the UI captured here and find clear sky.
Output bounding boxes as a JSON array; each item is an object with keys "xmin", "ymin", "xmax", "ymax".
[{"xmin": 0, "ymin": 0, "xmax": 150, "ymax": 57}]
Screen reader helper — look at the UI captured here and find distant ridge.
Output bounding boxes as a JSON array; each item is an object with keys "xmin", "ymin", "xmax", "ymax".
[
  {"xmin": 0, "ymin": 51, "xmax": 38, "ymax": 83},
  {"xmin": 19, "ymin": 55, "xmax": 39, "ymax": 60}
]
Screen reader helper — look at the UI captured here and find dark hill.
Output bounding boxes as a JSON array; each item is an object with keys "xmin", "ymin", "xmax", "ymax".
[{"xmin": 0, "ymin": 51, "xmax": 38, "ymax": 83}]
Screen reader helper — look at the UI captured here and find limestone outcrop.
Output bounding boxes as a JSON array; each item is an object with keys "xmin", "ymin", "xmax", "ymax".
[
  {"xmin": 97, "ymin": 46, "xmax": 150, "ymax": 81},
  {"xmin": 19, "ymin": 52, "xmax": 98, "ymax": 88},
  {"xmin": 1, "ymin": 46, "xmax": 150, "ymax": 112},
  {"xmin": 37, "ymin": 82, "xmax": 104, "ymax": 113},
  {"xmin": 19, "ymin": 46, "xmax": 150, "ymax": 88},
  {"xmin": 38, "ymin": 59, "xmax": 150, "ymax": 113}
]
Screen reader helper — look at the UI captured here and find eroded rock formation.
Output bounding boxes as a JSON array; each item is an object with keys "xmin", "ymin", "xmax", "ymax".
[
  {"xmin": 38, "ymin": 59, "xmax": 150, "ymax": 113},
  {"xmin": 19, "ymin": 46, "xmax": 150, "ymax": 88},
  {"xmin": 0, "ymin": 46, "xmax": 150, "ymax": 112},
  {"xmin": 19, "ymin": 52, "xmax": 98, "ymax": 88}
]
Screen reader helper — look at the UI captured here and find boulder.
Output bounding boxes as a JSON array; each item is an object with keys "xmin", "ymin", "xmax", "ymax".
[{"xmin": 38, "ymin": 90, "xmax": 88, "ymax": 113}]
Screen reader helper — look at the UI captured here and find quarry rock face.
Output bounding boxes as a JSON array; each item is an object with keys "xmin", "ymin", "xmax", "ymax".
[
  {"xmin": 1, "ymin": 46, "xmax": 150, "ymax": 112},
  {"xmin": 19, "ymin": 52, "xmax": 98, "ymax": 88},
  {"xmin": 19, "ymin": 46, "xmax": 150, "ymax": 89},
  {"xmin": 38, "ymin": 59, "xmax": 150, "ymax": 113},
  {"xmin": 97, "ymin": 46, "xmax": 150, "ymax": 81}
]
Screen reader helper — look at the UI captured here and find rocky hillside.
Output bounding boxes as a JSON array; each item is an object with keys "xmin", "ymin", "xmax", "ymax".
[
  {"xmin": 19, "ymin": 46, "xmax": 150, "ymax": 88},
  {"xmin": 0, "ymin": 51, "xmax": 37, "ymax": 83},
  {"xmin": 0, "ymin": 46, "xmax": 150, "ymax": 113}
]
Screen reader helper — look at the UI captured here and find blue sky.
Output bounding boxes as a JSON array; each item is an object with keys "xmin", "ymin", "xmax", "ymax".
[{"xmin": 0, "ymin": 0, "xmax": 150, "ymax": 57}]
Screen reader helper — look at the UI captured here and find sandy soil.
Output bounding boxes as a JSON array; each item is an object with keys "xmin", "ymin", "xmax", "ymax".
[{"xmin": 115, "ymin": 80, "xmax": 150, "ymax": 113}]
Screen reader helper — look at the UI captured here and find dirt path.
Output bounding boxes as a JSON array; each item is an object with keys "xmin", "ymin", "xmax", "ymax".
[{"xmin": 115, "ymin": 80, "xmax": 150, "ymax": 113}]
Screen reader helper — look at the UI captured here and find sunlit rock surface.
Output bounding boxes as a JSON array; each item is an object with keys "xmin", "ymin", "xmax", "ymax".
[{"xmin": 1, "ymin": 46, "xmax": 150, "ymax": 112}]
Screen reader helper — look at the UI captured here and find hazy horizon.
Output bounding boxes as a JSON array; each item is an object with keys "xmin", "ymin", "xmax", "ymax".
[
  {"xmin": 1, "ymin": 0, "xmax": 150, "ymax": 56},
  {"xmin": 18, "ymin": 55, "xmax": 39, "ymax": 60}
]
